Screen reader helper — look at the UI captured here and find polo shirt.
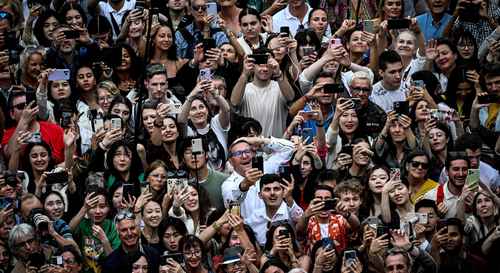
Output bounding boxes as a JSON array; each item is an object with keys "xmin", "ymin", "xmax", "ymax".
[{"xmin": 423, "ymin": 181, "xmax": 459, "ymax": 218}]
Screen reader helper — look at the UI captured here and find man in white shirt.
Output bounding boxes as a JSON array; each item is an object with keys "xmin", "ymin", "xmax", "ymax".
[
  {"xmin": 221, "ymin": 137, "xmax": 294, "ymax": 219},
  {"xmin": 98, "ymin": 0, "xmax": 136, "ymax": 39},
  {"xmin": 455, "ymin": 133, "xmax": 500, "ymax": 187},
  {"xmin": 424, "ymin": 152, "xmax": 470, "ymax": 219},
  {"xmin": 272, "ymin": 0, "xmax": 311, "ymax": 36},
  {"xmin": 230, "ymin": 55, "xmax": 295, "ymax": 137},
  {"xmin": 244, "ymin": 174, "xmax": 303, "ymax": 245},
  {"xmin": 370, "ymin": 50, "xmax": 407, "ymax": 113}
]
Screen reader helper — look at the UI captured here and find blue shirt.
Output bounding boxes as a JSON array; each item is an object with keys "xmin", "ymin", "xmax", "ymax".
[
  {"xmin": 175, "ymin": 23, "xmax": 229, "ymax": 59},
  {"xmin": 416, "ymin": 12, "xmax": 453, "ymax": 42}
]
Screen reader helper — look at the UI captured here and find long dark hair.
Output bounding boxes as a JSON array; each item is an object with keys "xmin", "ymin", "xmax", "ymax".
[
  {"xmin": 148, "ymin": 24, "xmax": 178, "ymax": 62},
  {"xmin": 263, "ymin": 222, "xmax": 299, "ymax": 252},
  {"xmin": 291, "ymin": 152, "xmax": 319, "ymax": 205},
  {"xmin": 105, "ymin": 141, "xmax": 143, "ymax": 192},
  {"xmin": 21, "ymin": 142, "xmax": 55, "ymax": 193},
  {"xmin": 33, "ymin": 10, "xmax": 60, "ymax": 47}
]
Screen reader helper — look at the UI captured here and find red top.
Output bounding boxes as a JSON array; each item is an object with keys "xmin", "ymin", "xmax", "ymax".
[{"xmin": 2, "ymin": 121, "xmax": 65, "ymax": 164}]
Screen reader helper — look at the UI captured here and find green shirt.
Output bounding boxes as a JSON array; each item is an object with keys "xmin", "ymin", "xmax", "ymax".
[
  {"xmin": 199, "ymin": 168, "xmax": 228, "ymax": 212},
  {"xmin": 75, "ymin": 218, "xmax": 121, "ymax": 273}
]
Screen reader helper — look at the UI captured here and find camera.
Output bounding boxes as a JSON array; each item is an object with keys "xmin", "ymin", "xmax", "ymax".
[{"xmin": 31, "ymin": 208, "xmax": 50, "ymax": 232}]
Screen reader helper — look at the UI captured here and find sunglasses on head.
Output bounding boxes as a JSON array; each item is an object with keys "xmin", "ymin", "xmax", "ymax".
[{"xmin": 115, "ymin": 210, "xmax": 135, "ymax": 222}]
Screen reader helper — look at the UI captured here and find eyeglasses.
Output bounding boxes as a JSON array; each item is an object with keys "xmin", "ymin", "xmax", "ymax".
[
  {"xmin": 410, "ymin": 161, "xmax": 429, "ymax": 169},
  {"xmin": 184, "ymin": 249, "xmax": 202, "ymax": 257},
  {"xmin": 351, "ymin": 88, "xmax": 371, "ymax": 94},
  {"xmin": 115, "ymin": 210, "xmax": 135, "ymax": 222},
  {"xmin": 192, "ymin": 5, "xmax": 207, "ymax": 11},
  {"xmin": 13, "ymin": 103, "xmax": 26, "ymax": 110},
  {"xmin": 229, "ymin": 149, "xmax": 252, "ymax": 158}
]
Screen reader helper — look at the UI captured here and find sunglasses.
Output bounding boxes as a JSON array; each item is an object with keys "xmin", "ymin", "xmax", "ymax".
[
  {"xmin": 410, "ymin": 161, "xmax": 429, "ymax": 169},
  {"xmin": 13, "ymin": 103, "xmax": 26, "ymax": 110},
  {"xmin": 115, "ymin": 210, "xmax": 135, "ymax": 222},
  {"xmin": 192, "ymin": 5, "xmax": 207, "ymax": 11},
  {"xmin": 351, "ymin": 88, "xmax": 371, "ymax": 94}
]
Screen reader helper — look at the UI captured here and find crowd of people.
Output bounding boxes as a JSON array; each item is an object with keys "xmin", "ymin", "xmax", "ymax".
[{"xmin": 0, "ymin": 0, "xmax": 498, "ymax": 272}]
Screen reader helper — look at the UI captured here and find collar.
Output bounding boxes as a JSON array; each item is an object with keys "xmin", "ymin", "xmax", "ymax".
[
  {"xmin": 444, "ymin": 181, "xmax": 460, "ymax": 200},
  {"xmin": 285, "ymin": 3, "xmax": 311, "ymax": 21},
  {"xmin": 255, "ymin": 202, "xmax": 288, "ymax": 221}
]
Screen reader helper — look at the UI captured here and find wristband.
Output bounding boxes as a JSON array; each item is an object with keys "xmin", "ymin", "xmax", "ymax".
[{"xmin": 212, "ymin": 221, "xmax": 222, "ymax": 232}]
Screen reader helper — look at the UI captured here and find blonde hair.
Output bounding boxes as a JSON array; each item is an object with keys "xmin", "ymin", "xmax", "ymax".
[{"xmin": 97, "ymin": 80, "xmax": 120, "ymax": 96}]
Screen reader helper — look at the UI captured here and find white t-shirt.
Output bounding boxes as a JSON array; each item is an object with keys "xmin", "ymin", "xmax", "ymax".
[
  {"xmin": 241, "ymin": 81, "xmax": 288, "ymax": 137},
  {"xmin": 369, "ymin": 81, "xmax": 407, "ymax": 113},
  {"xmin": 99, "ymin": 0, "xmax": 137, "ymax": 39}
]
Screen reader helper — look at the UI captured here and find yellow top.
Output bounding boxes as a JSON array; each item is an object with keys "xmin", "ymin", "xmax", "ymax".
[{"xmin": 411, "ymin": 179, "xmax": 439, "ymax": 204}]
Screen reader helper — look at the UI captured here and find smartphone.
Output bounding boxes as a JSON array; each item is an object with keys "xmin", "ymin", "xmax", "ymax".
[
  {"xmin": 63, "ymin": 30, "xmax": 80, "ymax": 39},
  {"xmin": 279, "ymin": 165, "xmax": 292, "ymax": 181},
  {"xmin": 28, "ymin": 252, "xmax": 46, "ymax": 268},
  {"xmin": 202, "ymin": 38, "xmax": 216, "ymax": 52},
  {"xmin": 230, "ymin": 201, "xmax": 240, "ymax": 216},
  {"xmin": 301, "ymin": 109, "xmax": 316, "ymax": 120},
  {"xmin": 363, "ymin": 20, "xmax": 375, "ymax": 33},
  {"xmin": 28, "ymin": 132, "xmax": 42, "ymax": 144},
  {"xmin": 437, "ymin": 219, "xmax": 447, "ymax": 231},
  {"xmin": 199, "ymin": 68, "xmax": 212, "ymax": 81},
  {"xmin": 337, "ymin": 144, "xmax": 351, "ymax": 157},
  {"xmin": 376, "ymin": 225, "xmax": 389, "ymax": 237},
  {"xmin": 170, "ymin": 102, "xmax": 183, "ymax": 114},
  {"xmin": 93, "ymin": 117, "xmax": 104, "ymax": 132},
  {"xmin": 122, "ymin": 183, "xmax": 134, "ymax": 201},
  {"xmin": 249, "ymin": 54, "xmax": 269, "ymax": 65},
  {"xmin": 46, "ymin": 171, "xmax": 68, "ymax": 184},
  {"xmin": 329, "ymin": 38, "xmax": 342, "ymax": 48},
  {"xmin": 323, "ymin": 198, "xmax": 338, "ymax": 211},
  {"xmin": 365, "ymin": 216, "xmax": 379, "ymax": 229},
  {"xmin": 50, "ymin": 256, "xmax": 63, "ymax": 266},
  {"xmin": 0, "ymin": 197, "xmax": 14, "ymax": 209},
  {"xmin": 323, "ymin": 83, "xmax": 344, "ymax": 94},
  {"xmin": 60, "ymin": 111, "xmax": 72, "ymax": 129},
  {"xmin": 161, "ymin": 252, "xmax": 184, "ymax": 264},
  {"xmin": 48, "ymin": 69, "xmax": 70, "ymax": 81},
  {"xmin": 466, "ymin": 168, "xmax": 480, "ymax": 191},
  {"xmin": 111, "ymin": 117, "xmax": 122, "ymax": 130},
  {"xmin": 393, "ymin": 101, "xmax": 409, "ymax": 116},
  {"xmin": 206, "ymin": 2, "xmax": 217, "ymax": 16},
  {"xmin": 416, "ymin": 212, "xmax": 428, "ymax": 224},
  {"xmin": 390, "ymin": 168, "xmax": 401, "ymax": 181},
  {"xmin": 387, "ymin": 19, "xmax": 411, "ymax": 29},
  {"xmin": 301, "ymin": 46, "xmax": 315, "ymax": 56},
  {"xmin": 413, "ymin": 80, "xmax": 425, "ymax": 89},
  {"xmin": 478, "ymin": 94, "xmax": 499, "ymax": 104},
  {"xmin": 25, "ymin": 90, "xmax": 36, "ymax": 105},
  {"xmin": 278, "ymin": 229, "xmax": 290, "ymax": 237},
  {"xmin": 343, "ymin": 250, "xmax": 357, "ymax": 265},
  {"xmin": 252, "ymin": 154, "xmax": 264, "ymax": 171},
  {"xmin": 175, "ymin": 178, "xmax": 188, "ymax": 192},
  {"xmin": 279, "ymin": 26, "xmax": 290, "ymax": 36},
  {"xmin": 191, "ymin": 138, "xmax": 203, "ymax": 154},
  {"xmin": 321, "ymin": 238, "xmax": 334, "ymax": 251}
]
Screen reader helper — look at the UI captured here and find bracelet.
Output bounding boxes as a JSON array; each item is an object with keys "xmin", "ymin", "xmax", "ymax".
[
  {"xmin": 212, "ymin": 221, "xmax": 222, "ymax": 231},
  {"xmin": 315, "ymin": 121, "xmax": 324, "ymax": 127}
]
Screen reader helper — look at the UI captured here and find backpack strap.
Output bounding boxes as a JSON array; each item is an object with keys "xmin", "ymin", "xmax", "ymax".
[{"xmin": 436, "ymin": 184, "xmax": 445, "ymax": 204}]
